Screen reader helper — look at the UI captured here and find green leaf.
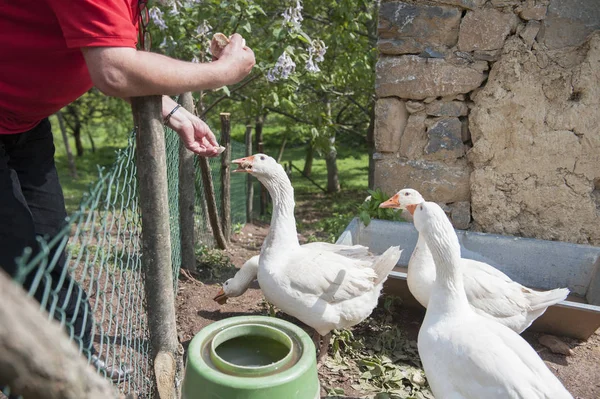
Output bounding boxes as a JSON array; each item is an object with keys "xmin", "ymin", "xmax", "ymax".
[{"xmin": 221, "ymin": 86, "xmax": 231, "ymax": 96}]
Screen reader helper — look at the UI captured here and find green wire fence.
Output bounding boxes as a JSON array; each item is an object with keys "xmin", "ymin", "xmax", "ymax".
[{"xmin": 2, "ymin": 123, "xmax": 248, "ymax": 398}]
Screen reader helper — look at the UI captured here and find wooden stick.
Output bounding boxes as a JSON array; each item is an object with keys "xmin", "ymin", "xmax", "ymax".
[{"xmin": 220, "ymin": 113, "xmax": 231, "ymax": 244}]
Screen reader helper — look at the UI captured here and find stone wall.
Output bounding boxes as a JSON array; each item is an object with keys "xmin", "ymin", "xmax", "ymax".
[{"xmin": 373, "ymin": 0, "xmax": 600, "ymax": 245}]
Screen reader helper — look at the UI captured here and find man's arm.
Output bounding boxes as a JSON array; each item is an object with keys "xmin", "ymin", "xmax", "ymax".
[{"xmin": 82, "ymin": 34, "xmax": 254, "ymax": 98}]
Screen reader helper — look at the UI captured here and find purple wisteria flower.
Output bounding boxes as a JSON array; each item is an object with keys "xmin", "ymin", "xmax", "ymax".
[
  {"xmin": 282, "ymin": 0, "xmax": 303, "ymax": 31},
  {"xmin": 149, "ymin": 7, "xmax": 168, "ymax": 31},
  {"xmin": 306, "ymin": 40, "xmax": 327, "ymax": 73},
  {"xmin": 267, "ymin": 51, "xmax": 296, "ymax": 82}
]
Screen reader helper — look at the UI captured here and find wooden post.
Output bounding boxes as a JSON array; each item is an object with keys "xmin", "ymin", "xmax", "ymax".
[
  {"xmin": 220, "ymin": 113, "xmax": 231, "ymax": 244},
  {"xmin": 178, "ymin": 93, "xmax": 196, "ymax": 271},
  {"xmin": 195, "ymin": 100, "xmax": 227, "ymax": 250},
  {"xmin": 0, "ymin": 271, "xmax": 120, "ymax": 399},
  {"xmin": 131, "ymin": 96, "xmax": 182, "ymax": 399},
  {"xmin": 198, "ymin": 156, "xmax": 228, "ymax": 249},
  {"xmin": 244, "ymin": 124, "xmax": 253, "ymax": 222}
]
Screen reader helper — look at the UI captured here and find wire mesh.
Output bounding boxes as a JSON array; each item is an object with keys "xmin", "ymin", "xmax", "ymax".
[{"xmin": 3, "ymin": 124, "xmax": 248, "ymax": 399}]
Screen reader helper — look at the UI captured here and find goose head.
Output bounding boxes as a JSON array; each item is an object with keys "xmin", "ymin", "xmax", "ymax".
[
  {"xmin": 379, "ymin": 188, "xmax": 425, "ymax": 210},
  {"xmin": 232, "ymin": 154, "xmax": 285, "ymax": 182},
  {"xmin": 213, "ymin": 256, "xmax": 259, "ymax": 305}
]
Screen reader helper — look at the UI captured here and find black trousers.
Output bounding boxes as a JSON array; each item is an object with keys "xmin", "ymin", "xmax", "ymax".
[{"xmin": 0, "ymin": 118, "xmax": 95, "ymax": 357}]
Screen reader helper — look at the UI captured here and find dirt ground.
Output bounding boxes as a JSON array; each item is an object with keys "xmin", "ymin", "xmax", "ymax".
[{"xmin": 176, "ymin": 194, "xmax": 600, "ymax": 399}]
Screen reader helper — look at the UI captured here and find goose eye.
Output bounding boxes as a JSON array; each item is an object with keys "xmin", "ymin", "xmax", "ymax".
[
  {"xmin": 419, "ymin": 205, "xmax": 423, "ymax": 211},
  {"xmin": 260, "ymin": 156, "xmax": 265, "ymax": 160},
  {"xmin": 404, "ymin": 192, "xmax": 410, "ymax": 196}
]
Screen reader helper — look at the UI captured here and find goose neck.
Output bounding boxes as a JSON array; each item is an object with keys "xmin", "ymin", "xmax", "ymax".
[
  {"xmin": 259, "ymin": 172, "xmax": 299, "ymax": 253},
  {"xmin": 422, "ymin": 226, "xmax": 470, "ymax": 312}
]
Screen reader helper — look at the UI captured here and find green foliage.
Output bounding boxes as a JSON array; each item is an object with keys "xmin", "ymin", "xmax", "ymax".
[
  {"xmin": 325, "ymin": 297, "xmax": 434, "ymax": 399},
  {"xmin": 358, "ymin": 189, "xmax": 404, "ymax": 227},
  {"xmin": 194, "ymin": 245, "xmax": 237, "ymax": 281}
]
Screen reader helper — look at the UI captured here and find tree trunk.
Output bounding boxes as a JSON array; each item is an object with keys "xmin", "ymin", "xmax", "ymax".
[
  {"xmin": 325, "ymin": 132, "xmax": 340, "ymax": 193},
  {"xmin": 56, "ymin": 111, "xmax": 78, "ymax": 178},
  {"xmin": 73, "ymin": 124, "xmax": 84, "ymax": 157},
  {"xmin": 87, "ymin": 130, "xmax": 96, "ymax": 153},
  {"xmin": 324, "ymin": 101, "xmax": 340, "ymax": 193},
  {"xmin": 276, "ymin": 136, "xmax": 287, "ymax": 163},
  {"xmin": 303, "ymin": 143, "xmax": 314, "ymax": 177},
  {"xmin": 131, "ymin": 95, "xmax": 183, "ymax": 399},
  {"xmin": 0, "ymin": 270, "xmax": 121, "ymax": 399},
  {"xmin": 178, "ymin": 93, "xmax": 196, "ymax": 272}
]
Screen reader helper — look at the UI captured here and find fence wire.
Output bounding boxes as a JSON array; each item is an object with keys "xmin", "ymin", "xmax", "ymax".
[{"xmin": 3, "ymin": 124, "xmax": 248, "ymax": 398}]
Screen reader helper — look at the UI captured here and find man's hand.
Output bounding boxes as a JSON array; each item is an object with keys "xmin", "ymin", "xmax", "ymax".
[
  {"xmin": 162, "ymin": 97, "xmax": 222, "ymax": 157},
  {"xmin": 211, "ymin": 34, "xmax": 255, "ymax": 86}
]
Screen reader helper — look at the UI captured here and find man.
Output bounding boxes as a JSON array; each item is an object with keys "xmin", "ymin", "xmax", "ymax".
[{"xmin": 0, "ymin": 0, "xmax": 255, "ymax": 387}]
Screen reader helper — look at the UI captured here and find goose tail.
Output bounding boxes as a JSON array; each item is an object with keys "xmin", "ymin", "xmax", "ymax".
[
  {"xmin": 527, "ymin": 287, "xmax": 569, "ymax": 311},
  {"xmin": 372, "ymin": 246, "xmax": 402, "ymax": 286}
]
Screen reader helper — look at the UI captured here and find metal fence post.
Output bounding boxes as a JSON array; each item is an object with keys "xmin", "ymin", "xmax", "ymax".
[
  {"xmin": 131, "ymin": 96, "xmax": 183, "ymax": 399},
  {"xmin": 178, "ymin": 93, "xmax": 196, "ymax": 271},
  {"xmin": 220, "ymin": 113, "xmax": 231, "ymax": 244}
]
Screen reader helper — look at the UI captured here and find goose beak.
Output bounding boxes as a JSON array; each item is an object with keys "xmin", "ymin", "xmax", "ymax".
[
  {"xmin": 232, "ymin": 156, "xmax": 255, "ymax": 173},
  {"xmin": 406, "ymin": 203, "xmax": 418, "ymax": 216},
  {"xmin": 213, "ymin": 288, "xmax": 229, "ymax": 305},
  {"xmin": 379, "ymin": 194, "xmax": 401, "ymax": 209}
]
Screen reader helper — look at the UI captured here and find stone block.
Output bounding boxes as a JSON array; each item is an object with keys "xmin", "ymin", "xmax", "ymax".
[
  {"xmin": 519, "ymin": 20, "xmax": 541, "ymax": 47},
  {"xmin": 405, "ymin": 101, "xmax": 425, "ymax": 114},
  {"xmin": 425, "ymin": 117, "xmax": 465, "ymax": 160},
  {"xmin": 373, "ymin": 156, "xmax": 471, "ymax": 203},
  {"xmin": 458, "ymin": 9, "xmax": 517, "ymax": 51},
  {"xmin": 425, "ymin": 0, "xmax": 486, "ymax": 9},
  {"xmin": 538, "ymin": 0, "xmax": 600, "ymax": 49},
  {"xmin": 374, "ymin": 98, "xmax": 408, "ymax": 153},
  {"xmin": 376, "ymin": 55, "xmax": 486, "ymax": 100},
  {"xmin": 519, "ymin": 5, "xmax": 548, "ymax": 20},
  {"xmin": 378, "ymin": 2, "xmax": 461, "ymax": 55},
  {"xmin": 425, "ymin": 100, "xmax": 469, "ymax": 117},
  {"xmin": 451, "ymin": 201, "xmax": 471, "ymax": 229},
  {"xmin": 398, "ymin": 113, "xmax": 427, "ymax": 158},
  {"xmin": 473, "ymin": 49, "xmax": 502, "ymax": 62}
]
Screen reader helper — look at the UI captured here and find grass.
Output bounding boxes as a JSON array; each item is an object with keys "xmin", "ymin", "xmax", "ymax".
[{"xmin": 51, "ymin": 116, "xmax": 130, "ymax": 213}]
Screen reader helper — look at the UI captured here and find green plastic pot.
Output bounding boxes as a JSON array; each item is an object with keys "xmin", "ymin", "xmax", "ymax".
[{"xmin": 182, "ymin": 315, "xmax": 320, "ymax": 399}]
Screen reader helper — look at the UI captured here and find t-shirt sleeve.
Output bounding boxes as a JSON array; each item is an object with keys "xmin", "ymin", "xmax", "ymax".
[{"xmin": 47, "ymin": 0, "xmax": 138, "ymax": 48}]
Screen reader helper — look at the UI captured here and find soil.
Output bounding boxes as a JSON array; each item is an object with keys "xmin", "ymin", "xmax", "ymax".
[{"xmin": 175, "ymin": 192, "xmax": 600, "ymax": 399}]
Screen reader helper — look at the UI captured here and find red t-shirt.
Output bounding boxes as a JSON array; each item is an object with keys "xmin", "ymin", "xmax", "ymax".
[{"xmin": 0, "ymin": 0, "xmax": 138, "ymax": 134}]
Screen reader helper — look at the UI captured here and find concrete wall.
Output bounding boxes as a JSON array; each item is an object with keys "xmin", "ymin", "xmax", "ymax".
[{"xmin": 373, "ymin": 0, "xmax": 600, "ymax": 245}]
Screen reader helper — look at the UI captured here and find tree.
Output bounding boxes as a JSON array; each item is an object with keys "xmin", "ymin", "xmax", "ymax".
[
  {"xmin": 60, "ymin": 89, "xmax": 131, "ymax": 156},
  {"xmin": 147, "ymin": 0, "xmax": 379, "ymax": 193}
]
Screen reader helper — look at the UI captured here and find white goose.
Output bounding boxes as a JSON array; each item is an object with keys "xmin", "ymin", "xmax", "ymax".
[
  {"xmin": 213, "ymin": 243, "xmax": 379, "ymax": 304},
  {"xmin": 232, "ymin": 154, "xmax": 402, "ymax": 362},
  {"xmin": 412, "ymin": 201, "xmax": 573, "ymax": 399},
  {"xmin": 380, "ymin": 189, "xmax": 569, "ymax": 333}
]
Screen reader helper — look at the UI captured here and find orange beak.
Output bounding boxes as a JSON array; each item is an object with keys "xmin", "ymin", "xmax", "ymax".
[
  {"xmin": 213, "ymin": 288, "xmax": 228, "ymax": 305},
  {"xmin": 231, "ymin": 156, "xmax": 255, "ymax": 173},
  {"xmin": 406, "ymin": 203, "xmax": 418, "ymax": 216},
  {"xmin": 379, "ymin": 194, "xmax": 401, "ymax": 209}
]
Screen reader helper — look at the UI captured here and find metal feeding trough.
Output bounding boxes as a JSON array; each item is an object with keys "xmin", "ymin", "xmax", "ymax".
[
  {"xmin": 182, "ymin": 316, "xmax": 320, "ymax": 399},
  {"xmin": 336, "ymin": 218, "xmax": 600, "ymax": 340}
]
